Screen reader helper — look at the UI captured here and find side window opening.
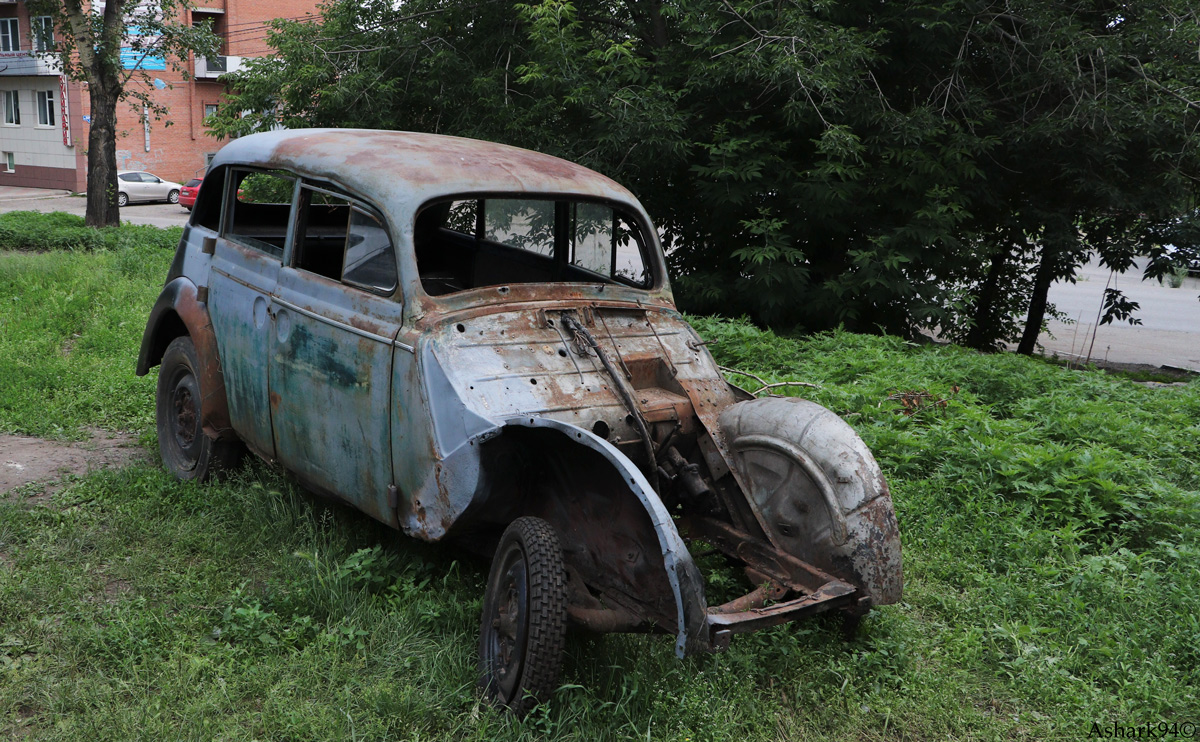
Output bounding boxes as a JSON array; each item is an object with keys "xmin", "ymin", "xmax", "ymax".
[
  {"xmin": 343, "ymin": 208, "xmax": 397, "ymax": 293},
  {"xmin": 294, "ymin": 187, "xmax": 351, "ymax": 281},
  {"xmin": 225, "ymin": 169, "xmax": 296, "ymax": 258},
  {"xmin": 191, "ymin": 165, "xmax": 224, "ymax": 231},
  {"xmin": 292, "ymin": 185, "xmax": 397, "ymax": 294},
  {"xmin": 414, "ymin": 197, "xmax": 653, "ymax": 296}
]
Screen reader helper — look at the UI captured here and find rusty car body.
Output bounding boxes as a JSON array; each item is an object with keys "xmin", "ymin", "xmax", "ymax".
[{"xmin": 137, "ymin": 128, "xmax": 902, "ymax": 713}]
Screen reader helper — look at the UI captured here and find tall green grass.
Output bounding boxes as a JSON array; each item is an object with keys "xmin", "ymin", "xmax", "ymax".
[
  {"xmin": 0, "ymin": 213, "xmax": 176, "ymax": 439},
  {"xmin": 1, "ymin": 222, "xmax": 1198, "ymax": 739}
]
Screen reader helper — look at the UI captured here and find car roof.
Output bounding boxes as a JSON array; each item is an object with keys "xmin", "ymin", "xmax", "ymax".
[{"xmin": 209, "ymin": 128, "xmax": 645, "ymax": 218}]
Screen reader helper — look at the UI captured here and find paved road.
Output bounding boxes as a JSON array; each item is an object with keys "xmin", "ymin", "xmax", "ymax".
[
  {"xmin": 1019, "ymin": 258, "xmax": 1200, "ymax": 371},
  {"xmin": 0, "ymin": 188, "xmax": 190, "ymax": 229}
]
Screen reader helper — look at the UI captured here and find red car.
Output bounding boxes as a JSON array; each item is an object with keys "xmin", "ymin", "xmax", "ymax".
[{"xmin": 178, "ymin": 178, "xmax": 203, "ymax": 210}]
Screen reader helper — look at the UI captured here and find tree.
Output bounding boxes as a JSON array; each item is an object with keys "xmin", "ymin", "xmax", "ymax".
[
  {"xmin": 210, "ymin": 1, "xmax": 1200, "ymax": 349},
  {"xmin": 28, "ymin": 0, "xmax": 218, "ymax": 227}
]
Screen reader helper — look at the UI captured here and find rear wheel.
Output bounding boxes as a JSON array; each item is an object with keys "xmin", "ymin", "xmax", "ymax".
[
  {"xmin": 156, "ymin": 336, "xmax": 243, "ymax": 481},
  {"xmin": 479, "ymin": 517, "xmax": 568, "ymax": 716},
  {"xmin": 167, "ymin": 189, "xmax": 180, "ymax": 204}
]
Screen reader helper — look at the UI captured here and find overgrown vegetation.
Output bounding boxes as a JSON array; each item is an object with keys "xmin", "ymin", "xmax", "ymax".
[
  {"xmin": 2, "ymin": 241, "xmax": 1198, "ymax": 738},
  {"xmin": 211, "ymin": 0, "xmax": 1200, "ymax": 350},
  {"xmin": 0, "ymin": 214, "xmax": 174, "ymax": 439},
  {"xmin": 0, "ymin": 211, "xmax": 181, "ymax": 253}
]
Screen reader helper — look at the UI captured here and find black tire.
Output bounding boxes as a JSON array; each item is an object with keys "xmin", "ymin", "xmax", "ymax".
[
  {"xmin": 167, "ymin": 189, "xmax": 180, "ymax": 204},
  {"xmin": 117, "ymin": 192, "xmax": 128, "ymax": 207},
  {"xmin": 479, "ymin": 516, "xmax": 568, "ymax": 716},
  {"xmin": 156, "ymin": 336, "xmax": 243, "ymax": 481}
]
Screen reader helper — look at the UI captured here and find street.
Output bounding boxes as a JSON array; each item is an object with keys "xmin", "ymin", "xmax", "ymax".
[
  {"xmin": 0, "ymin": 187, "xmax": 191, "ymax": 229},
  {"xmin": 1030, "ymin": 257, "xmax": 1200, "ymax": 371}
]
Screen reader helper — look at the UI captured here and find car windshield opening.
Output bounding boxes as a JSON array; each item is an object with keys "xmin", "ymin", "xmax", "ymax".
[{"xmin": 415, "ymin": 197, "xmax": 654, "ymax": 296}]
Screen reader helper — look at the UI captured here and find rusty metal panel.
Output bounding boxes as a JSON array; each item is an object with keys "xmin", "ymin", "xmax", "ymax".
[
  {"xmin": 718, "ymin": 398, "xmax": 903, "ymax": 606},
  {"xmin": 207, "ymin": 239, "xmax": 280, "ymax": 457},
  {"xmin": 268, "ymin": 266, "xmax": 404, "ymax": 524}
]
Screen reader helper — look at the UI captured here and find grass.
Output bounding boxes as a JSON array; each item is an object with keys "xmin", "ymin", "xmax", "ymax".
[
  {"xmin": 2, "ymin": 215, "xmax": 1198, "ymax": 739},
  {"xmin": 0, "ymin": 212, "xmax": 178, "ymax": 440}
]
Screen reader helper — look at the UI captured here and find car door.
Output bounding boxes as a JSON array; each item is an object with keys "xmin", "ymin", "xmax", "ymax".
[
  {"xmin": 141, "ymin": 173, "xmax": 165, "ymax": 201},
  {"xmin": 268, "ymin": 183, "xmax": 403, "ymax": 523},
  {"xmin": 131, "ymin": 172, "xmax": 156, "ymax": 202},
  {"xmin": 118, "ymin": 172, "xmax": 143, "ymax": 202},
  {"xmin": 205, "ymin": 168, "xmax": 298, "ymax": 460}
]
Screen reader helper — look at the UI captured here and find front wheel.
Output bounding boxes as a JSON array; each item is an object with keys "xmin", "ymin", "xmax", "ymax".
[
  {"xmin": 117, "ymin": 192, "xmax": 128, "ymax": 207},
  {"xmin": 479, "ymin": 517, "xmax": 568, "ymax": 716},
  {"xmin": 156, "ymin": 336, "xmax": 243, "ymax": 481},
  {"xmin": 167, "ymin": 189, "xmax": 180, "ymax": 204}
]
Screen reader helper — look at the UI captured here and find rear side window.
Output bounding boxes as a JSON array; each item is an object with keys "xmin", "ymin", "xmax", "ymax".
[
  {"xmin": 225, "ymin": 169, "xmax": 296, "ymax": 258},
  {"xmin": 184, "ymin": 178, "xmax": 202, "ymax": 188},
  {"xmin": 343, "ymin": 208, "xmax": 397, "ymax": 293},
  {"xmin": 293, "ymin": 185, "xmax": 397, "ymax": 293}
]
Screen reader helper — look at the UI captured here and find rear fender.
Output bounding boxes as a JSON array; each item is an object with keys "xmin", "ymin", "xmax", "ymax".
[{"xmin": 136, "ymin": 277, "xmax": 233, "ymax": 440}]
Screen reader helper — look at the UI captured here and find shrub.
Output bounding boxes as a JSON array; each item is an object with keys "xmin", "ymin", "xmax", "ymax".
[{"xmin": 0, "ymin": 210, "xmax": 181, "ymax": 252}]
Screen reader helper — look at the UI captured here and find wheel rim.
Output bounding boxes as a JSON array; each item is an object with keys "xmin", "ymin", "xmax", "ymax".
[
  {"xmin": 169, "ymin": 190, "xmax": 179, "ymax": 203},
  {"xmin": 168, "ymin": 367, "xmax": 202, "ymax": 470},
  {"xmin": 481, "ymin": 541, "xmax": 529, "ymax": 703},
  {"xmin": 118, "ymin": 193, "xmax": 127, "ymax": 206}
]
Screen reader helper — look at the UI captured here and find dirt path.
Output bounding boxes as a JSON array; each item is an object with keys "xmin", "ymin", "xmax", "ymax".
[{"xmin": 1, "ymin": 430, "xmax": 148, "ymax": 501}]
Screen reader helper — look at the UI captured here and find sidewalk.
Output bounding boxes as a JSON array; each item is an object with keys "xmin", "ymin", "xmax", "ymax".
[{"xmin": 0, "ymin": 186, "xmax": 74, "ymax": 202}]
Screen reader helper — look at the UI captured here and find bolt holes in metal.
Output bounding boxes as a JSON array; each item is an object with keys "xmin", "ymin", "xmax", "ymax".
[
  {"xmin": 456, "ymin": 323, "xmax": 466, "ymax": 333},
  {"xmin": 592, "ymin": 421, "xmax": 610, "ymax": 439}
]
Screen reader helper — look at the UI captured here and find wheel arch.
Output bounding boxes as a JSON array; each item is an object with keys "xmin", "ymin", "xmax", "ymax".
[
  {"xmin": 465, "ymin": 419, "xmax": 710, "ymax": 658},
  {"xmin": 137, "ymin": 276, "xmax": 234, "ymax": 440}
]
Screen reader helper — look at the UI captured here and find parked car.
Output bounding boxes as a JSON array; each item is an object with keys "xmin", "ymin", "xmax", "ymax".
[
  {"xmin": 116, "ymin": 170, "xmax": 182, "ymax": 207},
  {"xmin": 178, "ymin": 178, "xmax": 203, "ymax": 210},
  {"xmin": 137, "ymin": 129, "xmax": 903, "ymax": 715},
  {"xmin": 1164, "ymin": 244, "xmax": 1200, "ymax": 277}
]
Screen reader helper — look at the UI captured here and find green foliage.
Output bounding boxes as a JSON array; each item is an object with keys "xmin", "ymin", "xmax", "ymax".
[
  {"xmin": 0, "ymin": 211, "xmax": 181, "ymax": 253},
  {"xmin": 212, "ymin": 0, "xmax": 1200, "ymax": 347}
]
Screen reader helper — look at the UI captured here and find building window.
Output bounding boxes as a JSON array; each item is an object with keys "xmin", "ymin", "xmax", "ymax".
[
  {"xmin": 33, "ymin": 17, "xmax": 54, "ymax": 52},
  {"xmin": 3, "ymin": 152, "xmax": 14, "ymax": 173},
  {"xmin": 204, "ymin": 152, "xmax": 216, "ymax": 168},
  {"xmin": 0, "ymin": 19, "xmax": 18, "ymax": 53},
  {"xmin": 203, "ymin": 103, "xmax": 218, "ymax": 124},
  {"xmin": 36, "ymin": 91, "xmax": 56, "ymax": 126},
  {"xmin": 2, "ymin": 90, "xmax": 20, "ymax": 126}
]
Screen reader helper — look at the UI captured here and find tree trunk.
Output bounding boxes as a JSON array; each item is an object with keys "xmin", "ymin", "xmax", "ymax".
[
  {"xmin": 1016, "ymin": 244, "xmax": 1057, "ymax": 355},
  {"xmin": 964, "ymin": 245, "xmax": 1010, "ymax": 350},
  {"xmin": 84, "ymin": 83, "xmax": 120, "ymax": 228}
]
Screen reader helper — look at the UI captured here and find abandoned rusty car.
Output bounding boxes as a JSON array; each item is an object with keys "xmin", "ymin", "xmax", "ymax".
[{"xmin": 137, "ymin": 128, "xmax": 903, "ymax": 713}]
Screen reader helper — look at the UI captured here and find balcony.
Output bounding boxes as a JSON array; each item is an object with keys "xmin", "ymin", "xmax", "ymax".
[
  {"xmin": 194, "ymin": 55, "xmax": 243, "ymax": 79},
  {"xmin": 0, "ymin": 50, "xmax": 61, "ymax": 76}
]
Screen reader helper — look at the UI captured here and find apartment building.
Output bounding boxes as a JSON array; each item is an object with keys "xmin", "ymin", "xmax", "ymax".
[{"xmin": 0, "ymin": 0, "xmax": 319, "ymax": 191}]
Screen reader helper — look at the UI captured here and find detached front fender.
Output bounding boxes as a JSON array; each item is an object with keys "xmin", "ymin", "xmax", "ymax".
[
  {"xmin": 136, "ymin": 277, "xmax": 233, "ymax": 440},
  {"xmin": 506, "ymin": 417, "xmax": 710, "ymax": 658}
]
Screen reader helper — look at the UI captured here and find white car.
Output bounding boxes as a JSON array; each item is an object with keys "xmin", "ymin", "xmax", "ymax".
[{"xmin": 116, "ymin": 171, "xmax": 183, "ymax": 207}]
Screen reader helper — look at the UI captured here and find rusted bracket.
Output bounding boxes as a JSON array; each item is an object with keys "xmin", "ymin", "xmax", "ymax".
[{"xmin": 706, "ymin": 580, "xmax": 856, "ymax": 649}]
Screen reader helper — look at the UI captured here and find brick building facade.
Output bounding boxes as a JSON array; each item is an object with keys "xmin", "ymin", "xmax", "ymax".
[{"xmin": 0, "ymin": 0, "xmax": 319, "ymax": 192}]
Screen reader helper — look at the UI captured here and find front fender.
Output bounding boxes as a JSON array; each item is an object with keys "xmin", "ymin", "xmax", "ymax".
[
  {"xmin": 506, "ymin": 417, "xmax": 710, "ymax": 658},
  {"xmin": 136, "ymin": 277, "xmax": 233, "ymax": 440}
]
